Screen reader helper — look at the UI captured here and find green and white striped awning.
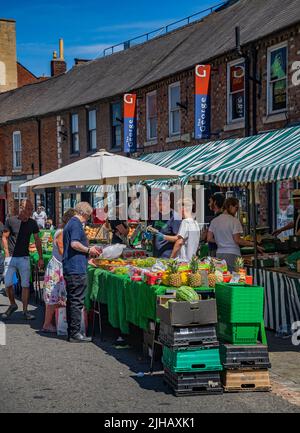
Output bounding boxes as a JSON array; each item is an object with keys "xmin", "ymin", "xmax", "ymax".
[{"xmin": 139, "ymin": 126, "xmax": 300, "ymax": 186}]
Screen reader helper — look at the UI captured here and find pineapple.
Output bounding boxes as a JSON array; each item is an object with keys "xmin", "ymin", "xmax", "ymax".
[
  {"xmin": 235, "ymin": 257, "xmax": 246, "ymax": 283},
  {"xmin": 188, "ymin": 255, "xmax": 202, "ymax": 288},
  {"xmin": 208, "ymin": 260, "xmax": 217, "ymax": 288},
  {"xmin": 167, "ymin": 260, "xmax": 182, "ymax": 288}
]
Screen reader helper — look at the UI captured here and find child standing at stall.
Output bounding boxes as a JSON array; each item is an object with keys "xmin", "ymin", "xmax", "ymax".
[{"xmin": 41, "ymin": 209, "xmax": 76, "ymax": 333}]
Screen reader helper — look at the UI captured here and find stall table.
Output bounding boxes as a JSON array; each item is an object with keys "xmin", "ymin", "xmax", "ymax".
[
  {"xmin": 248, "ymin": 266, "xmax": 300, "ymax": 333},
  {"xmin": 85, "ymin": 266, "xmax": 167, "ymax": 334}
]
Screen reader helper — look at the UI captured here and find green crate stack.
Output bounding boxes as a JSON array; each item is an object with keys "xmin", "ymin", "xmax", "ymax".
[
  {"xmin": 215, "ymin": 282, "xmax": 265, "ymax": 345},
  {"xmin": 215, "ymin": 282, "xmax": 271, "ymax": 392},
  {"xmin": 159, "ymin": 314, "xmax": 223, "ymax": 395}
]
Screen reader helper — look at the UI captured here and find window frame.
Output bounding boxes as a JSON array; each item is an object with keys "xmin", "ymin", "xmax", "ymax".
[
  {"xmin": 87, "ymin": 109, "xmax": 97, "ymax": 152},
  {"xmin": 111, "ymin": 102, "xmax": 122, "ymax": 149},
  {"xmin": 12, "ymin": 131, "xmax": 22, "ymax": 170},
  {"xmin": 227, "ymin": 58, "xmax": 245, "ymax": 124},
  {"xmin": 70, "ymin": 113, "xmax": 80, "ymax": 154},
  {"xmin": 168, "ymin": 82, "xmax": 181, "ymax": 136},
  {"xmin": 146, "ymin": 91, "xmax": 158, "ymax": 141},
  {"xmin": 267, "ymin": 41, "xmax": 288, "ymax": 115}
]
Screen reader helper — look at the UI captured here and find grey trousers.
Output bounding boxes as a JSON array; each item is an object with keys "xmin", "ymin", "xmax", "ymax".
[{"xmin": 216, "ymin": 253, "xmax": 240, "ymax": 273}]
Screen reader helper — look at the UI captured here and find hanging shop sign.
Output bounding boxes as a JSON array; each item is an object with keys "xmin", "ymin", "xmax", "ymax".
[
  {"xmin": 195, "ymin": 65, "xmax": 211, "ymax": 139},
  {"xmin": 124, "ymin": 93, "xmax": 137, "ymax": 153}
]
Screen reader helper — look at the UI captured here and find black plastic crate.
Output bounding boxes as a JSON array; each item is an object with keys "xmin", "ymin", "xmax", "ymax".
[
  {"xmin": 164, "ymin": 368, "xmax": 223, "ymax": 396},
  {"xmin": 220, "ymin": 344, "xmax": 271, "ymax": 370},
  {"xmin": 159, "ymin": 322, "xmax": 219, "ymax": 348}
]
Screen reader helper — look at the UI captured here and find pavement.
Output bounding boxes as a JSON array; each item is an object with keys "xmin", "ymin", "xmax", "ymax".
[{"xmin": 0, "ymin": 291, "xmax": 300, "ymax": 413}]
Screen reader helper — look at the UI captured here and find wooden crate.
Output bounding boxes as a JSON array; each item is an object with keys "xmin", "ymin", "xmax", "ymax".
[{"xmin": 222, "ymin": 369, "xmax": 272, "ymax": 392}]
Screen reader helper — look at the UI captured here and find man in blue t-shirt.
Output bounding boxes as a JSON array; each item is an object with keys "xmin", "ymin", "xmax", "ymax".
[{"xmin": 63, "ymin": 202, "xmax": 100, "ymax": 343}]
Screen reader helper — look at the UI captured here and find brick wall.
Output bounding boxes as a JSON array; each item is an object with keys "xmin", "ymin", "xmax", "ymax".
[{"xmin": 17, "ymin": 63, "xmax": 40, "ymax": 88}]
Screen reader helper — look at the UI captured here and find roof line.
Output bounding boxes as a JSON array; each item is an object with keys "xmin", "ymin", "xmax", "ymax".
[{"xmin": 17, "ymin": 62, "xmax": 38, "ymax": 79}]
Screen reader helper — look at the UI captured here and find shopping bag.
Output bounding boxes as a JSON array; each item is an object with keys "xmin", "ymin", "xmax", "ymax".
[{"xmin": 55, "ymin": 307, "xmax": 68, "ymax": 336}]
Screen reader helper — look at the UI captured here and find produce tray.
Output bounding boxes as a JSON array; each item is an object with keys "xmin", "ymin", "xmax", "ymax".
[
  {"xmin": 222, "ymin": 370, "xmax": 272, "ymax": 392},
  {"xmin": 220, "ymin": 344, "xmax": 271, "ymax": 369},
  {"xmin": 215, "ymin": 283, "xmax": 264, "ymax": 324},
  {"xmin": 164, "ymin": 368, "xmax": 223, "ymax": 396},
  {"xmin": 162, "ymin": 346, "xmax": 222, "ymax": 373},
  {"xmin": 159, "ymin": 322, "xmax": 219, "ymax": 349},
  {"xmin": 217, "ymin": 322, "xmax": 260, "ymax": 345}
]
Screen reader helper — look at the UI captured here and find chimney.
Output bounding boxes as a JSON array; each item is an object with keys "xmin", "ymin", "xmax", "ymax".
[{"xmin": 51, "ymin": 39, "xmax": 67, "ymax": 77}]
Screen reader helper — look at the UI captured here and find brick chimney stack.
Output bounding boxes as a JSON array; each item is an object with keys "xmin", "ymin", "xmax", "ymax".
[{"xmin": 51, "ymin": 39, "xmax": 67, "ymax": 77}]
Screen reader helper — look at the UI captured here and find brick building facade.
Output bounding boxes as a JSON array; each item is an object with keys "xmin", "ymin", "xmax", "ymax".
[{"xmin": 0, "ymin": 0, "xmax": 300, "ymax": 225}]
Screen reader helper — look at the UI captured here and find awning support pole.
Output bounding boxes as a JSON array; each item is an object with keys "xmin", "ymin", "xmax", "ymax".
[{"xmin": 251, "ymin": 182, "xmax": 258, "ymax": 268}]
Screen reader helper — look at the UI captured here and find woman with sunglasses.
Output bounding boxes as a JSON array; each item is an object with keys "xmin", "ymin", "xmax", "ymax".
[{"xmin": 207, "ymin": 197, "xmax": 262, "ymax": 272}]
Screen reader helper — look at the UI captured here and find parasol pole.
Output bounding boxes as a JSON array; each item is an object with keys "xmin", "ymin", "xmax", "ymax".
[{"xmin": 251, "ymin": 182, "xmax": 258, "ymax": 268}]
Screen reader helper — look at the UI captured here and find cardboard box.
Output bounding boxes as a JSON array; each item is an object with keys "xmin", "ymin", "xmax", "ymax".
[{"xmin": 157, "ymin": 299, "xmax": 217, "ymax": 327}]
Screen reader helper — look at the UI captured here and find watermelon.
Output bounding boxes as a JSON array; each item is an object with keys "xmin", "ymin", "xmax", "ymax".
[{"xmin": 176, "ymin": 286, "xmax": 199, "ymax": 302}]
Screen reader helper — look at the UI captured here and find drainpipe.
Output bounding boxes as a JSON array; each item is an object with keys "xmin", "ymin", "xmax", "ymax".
[
  {"xmin": 37, "ymin": 118, "xmax": 42, "ymax": 176},
  {"xmin": 252, "ymin": 44, "xmax": 257, "ymax": 136}
]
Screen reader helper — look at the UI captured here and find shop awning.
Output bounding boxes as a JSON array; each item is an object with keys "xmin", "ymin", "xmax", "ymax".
[{"xmin": 139, "ymin": 126, "xmax": 300, "ymax": 186}]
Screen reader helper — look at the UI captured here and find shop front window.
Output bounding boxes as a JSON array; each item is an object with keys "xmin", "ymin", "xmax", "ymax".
[
  {"xmin": 227, "ymin": 59, "xmax": 245, "ymax": 123},
  {"xmin": 71, "ymin": 114, "xmax": 80, "ymax": 154},
  {"xmin": 267, "ymin": 43, "xmax": 288, "ymax": 114},
  {"xmin": 169, "ymin": 82, "xmax": 181, "ymax": 136},
  {"xmin": 111, "ymin": 103, "xmax": 122, "ymax": 149},
  {"xmin": 276, "ymin": 180, "xmax": 294, "ymax": 239}
]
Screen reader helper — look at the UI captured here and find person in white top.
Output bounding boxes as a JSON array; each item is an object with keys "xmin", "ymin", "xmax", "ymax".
[
  {"xmin": 207, "ymin": 197, "xmax": 263, "ymax": 271},
  {"xmin": 33, "ymin": 206, "xmax": 47, "ymax": 229},
  {"xmin": 151, "ymin": 198, "xmax": 200, "ymax": 262}
]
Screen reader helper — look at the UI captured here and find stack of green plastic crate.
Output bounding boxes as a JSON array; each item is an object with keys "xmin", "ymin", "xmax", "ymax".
[
  {"xmin": 215, "ymin": 282, "xmax": 271, "ymax": 392},
  {"xmin": 215, "ymin": 282, "xmax": 265, "ymax": 345}
]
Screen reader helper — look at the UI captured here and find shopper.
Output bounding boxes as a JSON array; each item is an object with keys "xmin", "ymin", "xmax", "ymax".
[
  {"xmin": 149, "ymin": 193, "xmax": 181, "ymax": 258},
  {"xmin": 207, "ymin": 192, "xmax": 225, "ymax": 257},
  {"xmin": 149, "ymin": 198, "xmax": 200, "ymax": 262},
  {"xmin": 109, "ymin": 202, "xmax": 129, "ymax": 244},
  {"xmin": 63, "ymin": 202, "xmax": 100, "ymax": 343},
  {"xmin": 33, "ymin": 205, "xmax": 47, "ymax": 229},
  {"xmin": 1, "ymin": 199, "xmax": 44, "ymax": 320},
  {"xmin": 272, "ymin": 189, "xmax": 300, "ymax": 236},
  {"xmin": 41, "ymin": 208, "xmax": 76, "ymax": 333},
  {"xmin": 207, "ymin": 197, "xmax": 263, "ymax": 272}
]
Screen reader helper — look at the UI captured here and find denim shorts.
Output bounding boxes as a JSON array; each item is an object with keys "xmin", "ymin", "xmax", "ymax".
[{"xmin": 4, "ymin": 257, "xmax": 31, "ymax": 288}]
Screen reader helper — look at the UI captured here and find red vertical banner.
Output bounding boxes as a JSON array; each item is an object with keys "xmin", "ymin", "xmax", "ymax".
[
  {"xmin": 195, "ymin": 65, "xmax": 211, "ymax": 139},
  {"xmin": 124, "ymin": 93, "xmax": 137, "ymax": 153}
]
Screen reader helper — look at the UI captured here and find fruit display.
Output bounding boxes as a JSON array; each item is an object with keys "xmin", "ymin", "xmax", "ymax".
[
  {"xmin": 167, "ymin": 260, "xmax": 182, "ymax": 288},
  {"xmin": 176, "ymin": 286, "xmax": 199, "ymax": 302},
  {"xmin": 235, "ymin": 257, "xmax": 246, "ymax": 283},
  {"xmin": 208, "ymin": 260, "xmax": 217, "ymax": 288},
  {"xmin": 188, "ymin": 256, "xmax": 202, "ymax": 288},
  {"xmin": 85, "ymin": 226, "xmax": 101, "ymax": 241},
  {"xmin": 132, "ymin": 257, "xmax": 157, "ymax": 268}
]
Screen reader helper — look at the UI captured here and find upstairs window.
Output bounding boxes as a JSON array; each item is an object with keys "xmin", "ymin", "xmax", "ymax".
[
  {"xmin": 169, "ymin": 83, "xmax": 181, "ymax": 136},
  {"xmin": 267, "ymin": 43, "xmax": 288, "ymax": 114},
  {"xmin": 111, "ymin": 102, "xmax": 122, "ymax": 149},
  {"xmin": 88, "ymin": 110, "xmax": 97, "ymax": 151},
  {"xmin": 146, "ymin": 91, "xmax": 157, "ymax": 140},
  {"xmin": 71, "ymin": 113, "xmax": 79, "ymax": 154},
  {"xmin": 13, "ymin": 131, "xmax": 22, "ymax": 170},
  {"xmin": 227, "ymin": 59, "xmax": 245, "ymax": 123}
]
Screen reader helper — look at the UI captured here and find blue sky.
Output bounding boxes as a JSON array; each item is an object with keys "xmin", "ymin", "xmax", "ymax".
[{"xmin": 1, "ymin": 0, "xmax": 223, "ymax": 77}]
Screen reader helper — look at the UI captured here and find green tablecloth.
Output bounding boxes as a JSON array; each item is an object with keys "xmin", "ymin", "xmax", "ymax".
[{"xmin": 85, "ymin": 266, "xmax": 167, "ymax": 334}]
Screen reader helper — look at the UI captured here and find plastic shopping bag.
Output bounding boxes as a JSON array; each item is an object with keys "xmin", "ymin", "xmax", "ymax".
[
  {"xmin": 101, "ymin": 244, "xmax": 126, "ymax": 259},
  {"xmin": 55, "ymin": 307, "xmax": 68, "ymax": 336},
  {"xmin": 55, "ymin": 307, "xmax": 88, "ymax": 336}
]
